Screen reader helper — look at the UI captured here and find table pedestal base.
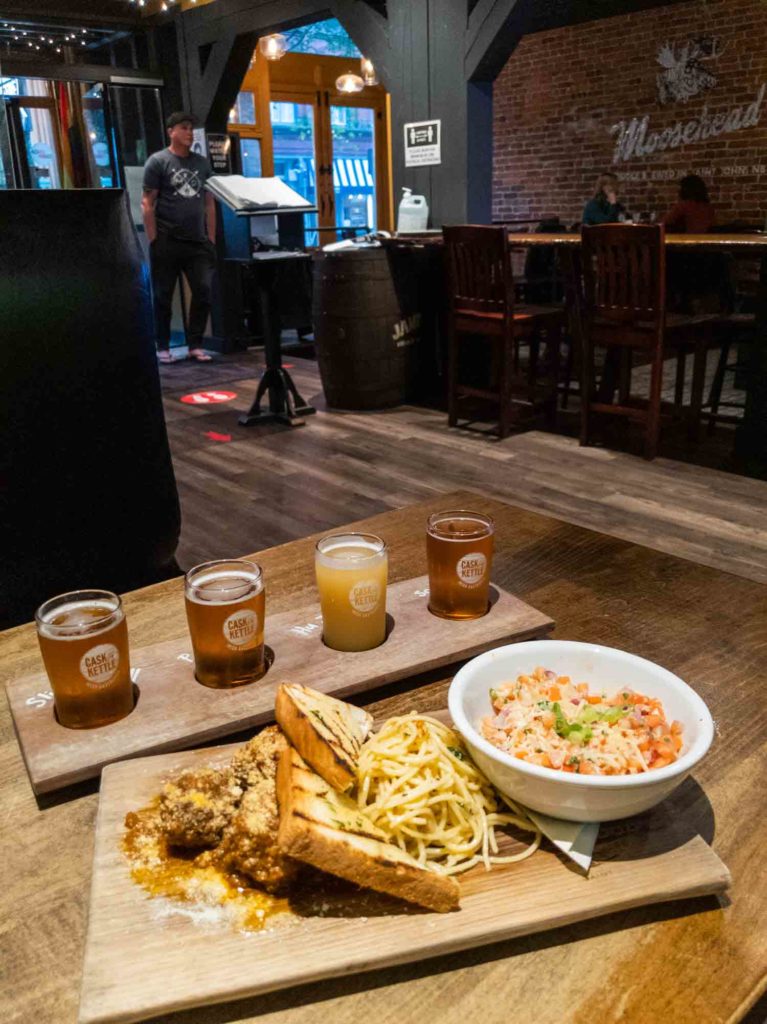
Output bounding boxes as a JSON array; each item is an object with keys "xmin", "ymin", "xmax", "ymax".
[{"xmin": 238, "ymin": 366, "xmax": 316, "ymax": 427}]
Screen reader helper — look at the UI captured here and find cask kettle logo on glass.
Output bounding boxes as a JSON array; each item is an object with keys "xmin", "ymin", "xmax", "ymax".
[
  {"xmin": 79, "ymin": 644, "xmax": 121, "ymax": 688},
  {"xmin": 610, "ymin": 34, "xmax": 766, "ymax": 162}
]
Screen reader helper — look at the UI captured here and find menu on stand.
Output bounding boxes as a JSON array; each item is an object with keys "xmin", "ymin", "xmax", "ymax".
[{"xmin": 206, "ymin": 175, "xmax": 314, "ymax": 213}]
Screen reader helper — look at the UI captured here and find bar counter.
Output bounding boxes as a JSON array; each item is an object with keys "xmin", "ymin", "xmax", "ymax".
[
  {"xmin": 506, "ymin": 231, "xmax": 767, "ymax": 248},
  {"xmin": 505, "ymin": 231, "xmax": 767, "ymax": 476}
]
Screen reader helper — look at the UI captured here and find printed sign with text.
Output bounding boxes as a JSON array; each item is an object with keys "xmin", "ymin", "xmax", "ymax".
[
  {"xmin": 206, "ymin": 133, "xmax": 232, "ymax": 175},
  {"xmin": 404, "ymin": 120, "xmax": 441, "ymax": 167}
]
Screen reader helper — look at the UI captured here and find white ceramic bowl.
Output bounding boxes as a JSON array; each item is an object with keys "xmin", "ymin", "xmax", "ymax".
[{"xmin": 448, "ymin": 639, "xmax": 714, "ymax": 822}]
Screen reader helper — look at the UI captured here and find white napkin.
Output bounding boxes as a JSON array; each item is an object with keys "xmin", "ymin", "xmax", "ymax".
[{"xmin": 526, "ymin": 810, "xmax": 600, "ymax": 873}]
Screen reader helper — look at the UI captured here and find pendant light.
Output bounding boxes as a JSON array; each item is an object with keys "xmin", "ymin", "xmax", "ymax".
[
  {"xmin": 336, "ymin": 71, "xmax": 365, "ymax": 95},
  {"xmin": 259, "ymin": 33, "xmax": 287, "ymax": 61},
  {"xmin": 360, "ymin": 56, "xmax": 378, "ymax": 86}
]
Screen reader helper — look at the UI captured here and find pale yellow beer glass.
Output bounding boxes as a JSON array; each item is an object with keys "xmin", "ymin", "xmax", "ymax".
[{"xmin": 315, "ymin": 533, "xmax": 388, "ymax": 652}]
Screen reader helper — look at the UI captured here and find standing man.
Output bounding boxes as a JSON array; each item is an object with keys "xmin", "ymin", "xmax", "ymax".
[{"xmin": 142, "ymin": 112, "xmax": 216, "ymax": 363}]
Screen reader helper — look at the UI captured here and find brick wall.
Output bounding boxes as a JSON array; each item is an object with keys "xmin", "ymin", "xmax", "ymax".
[{"xmin": 493, "ymin": 0, "xmax": 767, "ymax": 226}]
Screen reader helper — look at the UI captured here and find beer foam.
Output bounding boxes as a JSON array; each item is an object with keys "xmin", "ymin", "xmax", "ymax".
[
  {"xmin": 37, "ymin": 600, "xmax": 119, "ymax": 640},
  {"xmin": 428, "ymin": 514, "xmax": 491, "ymax": 542},
  {"xmin": 186, "ymin": 570, "xmax": 261, "ymax": 606},
  {"xmin": 316, "ymin": 535, "xmax": 386, "ymax": 571}
]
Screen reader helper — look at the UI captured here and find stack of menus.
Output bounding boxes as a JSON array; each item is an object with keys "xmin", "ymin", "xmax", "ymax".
[{"xmin": 206, "ymin": 175, "xmax": 315, "ymax": 214}]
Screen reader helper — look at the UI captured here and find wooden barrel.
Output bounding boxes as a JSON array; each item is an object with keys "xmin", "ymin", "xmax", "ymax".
[{"xmin": 312, "ymin": 248, "xmax": 422, "ymax": 410}]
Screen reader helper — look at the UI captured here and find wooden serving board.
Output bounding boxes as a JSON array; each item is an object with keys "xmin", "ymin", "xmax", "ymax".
[
  {"xmin": 6, "ymin": 577, "xmax": 553, "ymax": 794},
  {"xmin": 79, "ymin": 738, "xmax": 731, "ymax": 1024}
]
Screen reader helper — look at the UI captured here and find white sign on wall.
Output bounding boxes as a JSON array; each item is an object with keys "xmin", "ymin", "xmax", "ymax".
[
  {"xmin": 610, "ymin": 33, "xmax": 764, "ymax": 163},
  {"xmin": 656, "ymin": 37, "xmax": 721, "ymax": 105},
  {"xmin": 611, "ymin": 83, "xmax": 765, "ymax": 163},
  {"xmin": 404, "ymin": 120, "xmax": 441, "ymax": 167}
]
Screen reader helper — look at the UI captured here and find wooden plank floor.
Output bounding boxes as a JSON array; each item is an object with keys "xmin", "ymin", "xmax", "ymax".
[{"xmin": 160, "ymin": 353, "xmax": 767, "ymax": 584}]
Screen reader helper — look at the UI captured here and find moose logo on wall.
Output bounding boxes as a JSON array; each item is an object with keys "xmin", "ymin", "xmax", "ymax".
[{"xmin": 656, "ymin": 36, "xmax": 723, "ymax": 104}]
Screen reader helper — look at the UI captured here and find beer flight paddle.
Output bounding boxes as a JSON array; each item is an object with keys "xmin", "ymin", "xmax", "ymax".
[{"xmin": 10, "ymin": 513, "xmax": 553, "ymax": 794}]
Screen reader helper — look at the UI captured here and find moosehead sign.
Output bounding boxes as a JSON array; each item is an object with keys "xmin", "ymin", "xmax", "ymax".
[
  {"xmin": 610, "ymin": 34, "xmax": 765, "ymax": 163},
  {"xmin": 656, "ymin": 36, "xmax": 722, "ymax": 105}
]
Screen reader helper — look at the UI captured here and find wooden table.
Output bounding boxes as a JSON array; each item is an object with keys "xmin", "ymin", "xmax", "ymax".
[
  {"xmin": 3, "ymin": 491, "xmax": 766, "ymax": 1024},
  {"xmin": 506, "ymin": 231, "xmax": 767, "ymax": 249},
  {"xmin": 507, "ymin": 231, "xmax": 767, "ymax": 477}
]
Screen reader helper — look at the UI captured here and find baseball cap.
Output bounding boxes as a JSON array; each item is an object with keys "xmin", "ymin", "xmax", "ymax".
[{"xmin": 166, "ymin": 111, "xmax": 198, "ymax": 130}]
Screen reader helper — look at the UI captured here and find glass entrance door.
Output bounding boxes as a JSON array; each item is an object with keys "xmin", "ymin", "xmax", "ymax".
[
  {"xmin": 329, "ymin": 103, "xmax": 377, "ymax": 233},
  {"xmin": 16, "ymin": 100, "xmax": 62, "ymax": 189},
  {"xmin": 269, "ymin": 98, "xmax": 318, "ymax": 244}
]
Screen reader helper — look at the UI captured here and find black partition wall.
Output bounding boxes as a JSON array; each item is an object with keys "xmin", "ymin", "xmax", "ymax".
[
  {"xmin": 0, "ymin": 189, "xmax": 181, "ymax": 628},
  {"xmin": 173, "ymin": 0, "xmax": 526, "ymax": 226}
]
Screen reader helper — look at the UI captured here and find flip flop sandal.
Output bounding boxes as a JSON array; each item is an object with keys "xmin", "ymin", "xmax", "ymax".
[{"xmin": 188, "ymin": 350, "xmax": 213, "ymax": 362}]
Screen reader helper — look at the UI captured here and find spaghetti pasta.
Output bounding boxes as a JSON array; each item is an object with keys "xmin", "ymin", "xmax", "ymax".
[{"xmin": 356, "ymin": 713, "xmax": 541, "ymax": 875}]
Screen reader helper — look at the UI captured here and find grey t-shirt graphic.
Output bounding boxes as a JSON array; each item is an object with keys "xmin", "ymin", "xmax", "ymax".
[{"xmin": 143, "ymin": 149, "xmax": 212, "ymax": 242}]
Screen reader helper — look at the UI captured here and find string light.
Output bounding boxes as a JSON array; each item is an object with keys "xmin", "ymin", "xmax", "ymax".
[
  {"xmin": 258, "ymin": 33, "xmax": 287, "ymax": 60},
  {"xmin": 360, "ymin": 56, "xmax": 378, "ymax": 86},
  {"xmin": 0, "ymin": 19, "xmax": 105, "ymax": 56},
  {"xmin": 336, "ymin": 71, "xmax": 365, "ymax": 94}
]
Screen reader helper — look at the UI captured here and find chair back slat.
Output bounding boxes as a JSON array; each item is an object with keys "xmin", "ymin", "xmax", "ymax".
[
  {"xmin": 443, "ymin": 224, "xmax": 514, "ymax": 317},
  {"xmin": 581, "ymin": 224, "xmax": 665, "ymax": 337}
]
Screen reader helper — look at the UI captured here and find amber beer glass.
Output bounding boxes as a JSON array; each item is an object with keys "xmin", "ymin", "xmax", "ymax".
[
  {"xmin": 185, "ymin": 559, "xmax": 266, "ymax": 688},
  {"xmin": 35, "ymin": 590, "xmax": 133, "ymax": 729},
  {"xmin": 426, "ymin": 510, "xmax": 495, "ymax": 619},
  {"xmin": 315, "ymin": 533, "xmax": 388, "ymax": 652}
]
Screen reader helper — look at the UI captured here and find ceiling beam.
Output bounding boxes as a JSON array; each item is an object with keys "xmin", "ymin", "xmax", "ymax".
[{"xmin": 0, "ymin": 3, "xmax": 138, "ymax": 29}]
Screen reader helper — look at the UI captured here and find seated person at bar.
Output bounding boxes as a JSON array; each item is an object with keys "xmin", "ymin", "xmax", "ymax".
[
  {"xmin": 582, "ymin": 173, "xmax": 627, "ymax": 225},
  {"xmin": 663, "ymin": 175, "xmax": 715, "ymax": 233},
  {"xmin": 664, "ymin": 176, "xmax": 721, "ymax": 311}
]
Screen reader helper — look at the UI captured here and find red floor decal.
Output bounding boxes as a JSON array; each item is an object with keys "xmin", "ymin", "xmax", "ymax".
[{"xmin": 181, "ymin": 390, "xmax": 237, "ymax": 405}]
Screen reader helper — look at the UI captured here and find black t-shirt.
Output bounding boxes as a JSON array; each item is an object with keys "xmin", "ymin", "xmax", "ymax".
[{"xmin": 143, "ymin": 148, "xmax": 212, "ymax": 241}]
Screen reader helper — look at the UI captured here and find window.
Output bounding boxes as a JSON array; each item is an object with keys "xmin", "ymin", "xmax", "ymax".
[
  {"xmin": 282, "ymin": 18, "xmax": 361, "ymax": 58},
  {"xmin": 241, "ymin": 139, "xmax": 262, "ymax": 177},
  {"xmin": 0, "ymin": 77, "xmax": 49, "ymax": 97},
  {"xmin": 229, "ymin": 91, "xmax": 256, "ymax": 126},
  {"xmin": 270, "ymin": 101, "xmax": 296, "ymax": 125},
  {"xmin": 81, "ymin": 84, "xmax": 114, "ymax": 188}
]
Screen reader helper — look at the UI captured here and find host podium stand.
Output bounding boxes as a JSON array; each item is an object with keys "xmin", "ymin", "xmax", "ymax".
[
  {"xmin": 237, "ymin": 251, "xmax": 316, "ymax": 426},
  {"xmin": 209, "ymin": 175, "xmax": 317, "ymax": 427}
]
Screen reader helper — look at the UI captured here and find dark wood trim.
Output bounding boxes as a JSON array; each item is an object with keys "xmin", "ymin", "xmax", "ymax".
[
  {"xmin": 0, "ymin": 8, "xmax": 136, "ymax": 30},
  {"xmin": 0, "ymin": 58, "xmax": 163, "ymax": 85},
  {"xmin": 465, "ymin": 0, "xmax": 524, "ymax": 81}
]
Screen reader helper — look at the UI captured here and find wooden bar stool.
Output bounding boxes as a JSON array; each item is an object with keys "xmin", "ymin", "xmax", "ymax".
[
  {"xmin": 444, "ymin": 224, "xmax": 564, "ymax": 439},
  {"xmin": 580, "ymin": 223, "xmax": 718, "ymax": 460}
]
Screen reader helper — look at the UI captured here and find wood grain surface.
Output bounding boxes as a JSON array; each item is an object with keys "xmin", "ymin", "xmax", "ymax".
[
  {"xmin": 2, "ymin": 491, "xmax": 767, "ymax": 1024},
  {"xmin": 78, "ymin": 739, "xmax": 729, "ymax": 1024},
  {"xmin": 506, "ymin": 231, "xmax": 767, "ymax": 249},
  {"xmin": 8, "ymin": 579, "xmax": 551, "ymax": 794},
  {"xmin": 161, "ymin": 359, "xmax": 767, "ymax": 586}
]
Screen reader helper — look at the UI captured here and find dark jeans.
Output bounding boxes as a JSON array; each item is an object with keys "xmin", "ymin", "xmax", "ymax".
[{"xmin": 150, "ymin": 232, "xmax": 215, "ymax": 350}]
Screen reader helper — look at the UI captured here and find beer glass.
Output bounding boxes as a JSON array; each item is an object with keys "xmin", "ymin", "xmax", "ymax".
[
  {"xmin": 185, "ymin": 559, "xmax": 266, "ymax": 688},
  {"xmin": 36, "ymin": 590, "xmax": 133, "ymax": 729},
  {"xmin": 315, "ymin": 533, "xmax": 388, "ymax": 652},
  {"xmin": 426, "ymin": 510, "xmax": 494, "ymax": 619}
]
